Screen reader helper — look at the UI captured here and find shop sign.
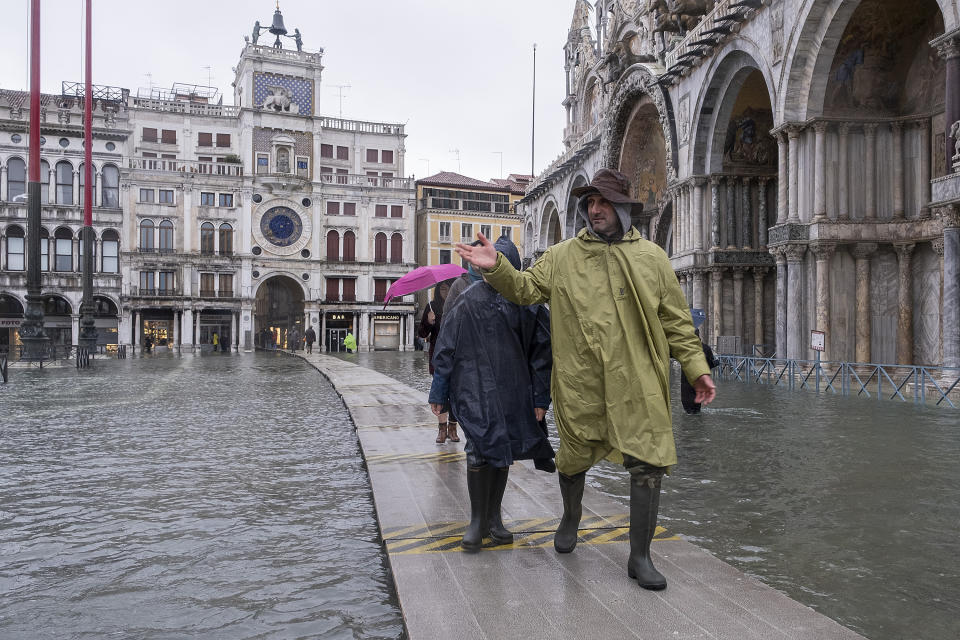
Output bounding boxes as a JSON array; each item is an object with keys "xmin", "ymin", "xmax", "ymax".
[
  {"xmin": 328, "ymin": 313, "xmax": 349, "ymax": 321},
  {"xmin": 0, "ymin": 318, "xmax": 22, "ymax": 328},
  {"xmin": 376, "ymin": 314, "xmax": 401, "ymax": 321}
]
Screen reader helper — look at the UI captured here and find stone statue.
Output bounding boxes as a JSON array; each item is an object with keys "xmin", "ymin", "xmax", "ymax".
[
  {"xmin": 293, "ymin": 28, "xmax": 303, "ymax": 52},
  {"xmin": 650, "ymin": 0, "xmax": 714, "ymax": 44},
  {"xmin": 262, "ymin": 86, "xmax": 292, "ymax": 112},
  {"xmin": 252, "ymin": 20, "xmax": 262, "ymax": 45},
  {"xmin": 950, "ymin": 121, "xmax": 960, "ymax": 172},
  {"xmin": 276, "ymin": 148, "xmax": 290, "ymax": 174}
]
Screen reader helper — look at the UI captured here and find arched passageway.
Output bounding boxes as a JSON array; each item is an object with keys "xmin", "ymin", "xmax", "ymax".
[{"xmin": 254, "ymin": 275, "xmax": 305, "ymax": 349}]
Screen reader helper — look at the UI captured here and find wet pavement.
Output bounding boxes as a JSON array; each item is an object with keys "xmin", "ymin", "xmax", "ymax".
[
  {"xmin": 338, "ymin": 350, "xmax": 960, "ymax": 640},
  {"xmin": 0, "ymin": 352, "xmax": 404, "ymax": 639}
]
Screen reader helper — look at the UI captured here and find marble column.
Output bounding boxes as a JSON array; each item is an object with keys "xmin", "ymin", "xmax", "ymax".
[
  {"xmin": 710, "ymin": 268, "xmax": 723, "ymax": 344},
  {"xmin": 891, "ymin": 122, "xmax": 905, "ymax": 219},
  {"xmin": 894, "ymin": 243, "xmax": 915, "ymax": 364},
  {"xmin": 676, "ymin": 186, "xmax": 685, "ymax": 252},
  {"xmin": 320, "ymin": 312, "xmax": 327, "ymax": 351},
  {"xmin": 853, "ymin": 243, "xmax": 878, "ymax": 363},
  {"xmin": 773, "ymin": 248, "xmax": 787, "ymax": 359},
  {"xmin": 693, "ymin": 177, "xmax": 705, "ymax": 251},
  {"xmin": 863, "ymin": 124, "xmax": 878, "ymax": 220},
  {"xmin": 784, "ymin": 244, "xmax": 806, "ymax": 359},
  {"xmin": 683, "ymin": 184, "xmax": 692, "ymax": 252},
  {"xmin": 837, "ymin": 124, "xmax": 851, "ymax": 220},
  {"xmin": 776, "ymin": 131, "xmax": 788, "ymax": 225},
  {"xmin": 757, "ymin": 177, "xmax": 769, "ymax": 248},
  {"xmin": 726, "ymin": 177, "xmax": 737, "ymax": 249},
  {"xmin": 811, "ymin": 242, "xmax": 836, "ymax": 359},
  {"xmin": 813, "ymin": 121, "xmax": 829, "ymax": 221},
  {"xmin": 182, "ymin": 308, "xmax": 193, "ymax": 348},
  {"xmin": 787, "ymin": 127, "xmax": 801, "ymax": 223},
  {"xmin": 670, "ymin": 189, "xmax": 679, "ymax": 254},
  {"xmin": 733, "ymin": 268, "xmax": 745, "ymax": 346},
  {"xmin": 942, "ymin": 219, "xmax": 960, "ymax": 368},
  {"xmin": 753, "ymin": 267, "xmax": 767, "ymax": 351},
  {"xmin": 916, "ymin": 119, "xmax": 931, "ymax": 213},
  {"xmin": 173, "ymin": 311, "xmax": 180, "ymax": 349},
  {"xmin": 678, "ymin": 273, "xmax": 688, "ymax": 304},
  {"xmin": 231, "ymin": 312, "xmax": 239, "ymax": 351},
  {"xmin": 710, "ymin": 176, "xmax": 721, "ymax": 248},
  {"xmin": 71, "ymin": 314, "xmax": 80, "ymax": 347},
  {"xmin": 693, "ymin": 270, "xmax": 706, "ymax": 314},
  {"xmin": 0, "ymin": 166, "xmax": 6, "ymax": 200},
  {"xmin": 133, "ymin": 310, "xmax": 141, "ymax": 348},
  {"xmin": 741, "ymin": 177, "xmax": 753, "ymax": 249}
]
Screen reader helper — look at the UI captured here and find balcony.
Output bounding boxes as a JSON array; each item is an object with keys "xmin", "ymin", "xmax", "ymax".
[
  {"xmin": 126, "ymin": 157, "xmax": 243, "ymax": 177},
  {"xmin": 131, "ymin": 96, "xmax": 240, "ymax": 118},
  {"xmin": 200, "ymin": 289, "xmax": 216, "ymax": 298},
  {"xmin": 319, "ymin": 116, "xmax": 403, "ymax": 136},
  {"xmin": 320, "ymin": 173, "xmax": 413, "ymax": 190},
  {"xmin": 419, "ymin": 196, "xmax": 512, "ymax": 214}
]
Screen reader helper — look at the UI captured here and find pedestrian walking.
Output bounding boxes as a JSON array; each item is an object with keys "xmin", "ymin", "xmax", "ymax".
[
  {"xmin": 212, "ymin": 332, "xmax": 219, "ymax": 352},
  {"xmin": 305, "ymin": 326, "xmax": 316, "ymax": 354},
  {"xmin": 418, "ymin": 280, "xmax": 460, "ymax": 444},
  {"xmin": 344, "ymin": 331, "xmax": 357, "ymax": 353},
  {"xmin": 456, "ymin": 168, "xmax": 716, "ymax": 590},
  {"xmin": 429, "ymin": 236, "xmax": 554, "ymax": 551},
  {"xmin": 680, "ymin": 328, "xmax": 718, "ymax": 415}
]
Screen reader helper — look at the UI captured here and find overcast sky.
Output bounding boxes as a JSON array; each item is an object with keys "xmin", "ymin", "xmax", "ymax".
[{"xmin": 0, "ymin": 0, "xmax": 577, "ymax": 182}]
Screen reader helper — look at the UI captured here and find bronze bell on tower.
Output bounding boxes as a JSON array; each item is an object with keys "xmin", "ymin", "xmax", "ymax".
[{"xmin": 269, "ymin": 6, "xmax": 287, "ymax": 47}]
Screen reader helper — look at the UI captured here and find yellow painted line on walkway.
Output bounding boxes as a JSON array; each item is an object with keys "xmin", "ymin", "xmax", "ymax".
[{"xmin": 367, "ymin": 451, "xmax": 466, "ymax": 465}]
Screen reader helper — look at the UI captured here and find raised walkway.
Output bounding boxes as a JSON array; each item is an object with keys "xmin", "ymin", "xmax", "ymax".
[{"xmin": 293, "ymin": 351, "xmax": 866, "ymax": 640}]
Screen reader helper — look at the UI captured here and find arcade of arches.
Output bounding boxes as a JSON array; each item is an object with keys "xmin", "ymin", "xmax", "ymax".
[{"xmin": 519, "ymin": 0, "xmax": 960, "ymax": 368}]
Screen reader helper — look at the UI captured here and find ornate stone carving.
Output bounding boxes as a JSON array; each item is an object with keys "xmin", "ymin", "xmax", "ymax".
[
  {"xmin": 766, "ymin": 223, "xmax": 808, "ymax": 245},
  {"xmin": 851, "ymin": 242, "xmax": 878, "ymax": 260},
  {"xmin": 893, "ymin": 243, "xmax": 915, "ymax": 260},
  {"xmin": 809, "ymin": 242, "xmax": 836, "ymax": 261},
  {"xmin": 935, "ymin": 34, "xmax": 960, "ymax": 61},
  {"xmin": 936, "ymin": 204, "xmax": 960, "ymax": 229},
  {"xmin": 931, "ymin": 237, "xmax": 944, "ymax": 256},
  {"xmin": 783, "ymin": 243, "xmax": 807, "ymax": 262}
]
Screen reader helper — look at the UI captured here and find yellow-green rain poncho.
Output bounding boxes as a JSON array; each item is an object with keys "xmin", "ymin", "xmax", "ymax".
[{"xmin": 482, "ymin": 208, "xmax": 710, "ymax": 475}]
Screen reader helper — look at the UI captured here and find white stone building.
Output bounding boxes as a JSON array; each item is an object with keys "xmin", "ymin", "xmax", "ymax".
[
  {"xmin": 518, "ymin": 0, "xmax": 960, "ymax": 368},
  {"xmin": 0, "ymin": 9, "xmax": 417, "ymax": 355}
]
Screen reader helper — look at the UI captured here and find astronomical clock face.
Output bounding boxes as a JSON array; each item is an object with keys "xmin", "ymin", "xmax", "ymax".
[{"xmin": 253, "ymin": 200, "xmax": 312, "ymax": 256}]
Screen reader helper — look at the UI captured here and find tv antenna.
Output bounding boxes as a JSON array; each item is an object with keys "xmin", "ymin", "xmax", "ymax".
[
  {"xmin": 202, "ymin": 65, "xmax": 213, "ymax": 89},
  {"xmin": 330, "ymin": 84, "xmax": 351, "ymax": 119},
  {"xmin": 449, "ymin": 148, "xmax": 461, "ymax": 172}
]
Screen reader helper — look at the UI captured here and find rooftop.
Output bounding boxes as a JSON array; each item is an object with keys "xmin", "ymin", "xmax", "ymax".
[{"xmin": 417, "ymin": 171, "xmax": 507, "ymax": 191}]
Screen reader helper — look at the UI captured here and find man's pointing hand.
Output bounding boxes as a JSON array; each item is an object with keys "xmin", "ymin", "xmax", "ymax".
[{"xmin": 455, "ymin": 233, "xmax": 498, "ymax": 270}]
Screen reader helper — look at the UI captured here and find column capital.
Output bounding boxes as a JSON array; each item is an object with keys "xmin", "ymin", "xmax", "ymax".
[
  {"xmin": 709, "ymin": 267, "xmax": 724, "ymax": 280},
  {"xmin": 889, "ymin": 120, "xmax": 906, "ymax": 133},
  {"xmin": 783, "ymin": 243, "xmax": 807, "ymax": 262},
  {"xmin": 740, "ymin": 175, "xmax": 754, "ymax": 185},
  {"xmin": 931, "ymin": 237, "xmax": 945, "ymax": 256},
  {"xmin": 753, "ymin": 266, "xmax": 769, "ymax": 278},
  {"xmin": 785, "ymin": 124, "xmax": 802, "ymax": 140},
  {"xmin": 910, "ymin": 118, "xmax": 930, "ymax": 131},
  {"xmin": 862, "ymin": 122, "xmax": 880, "ymax": 135},
  {"xmin": 710, "ymin": 174, "xmax": 723, "ymax": 186},
  {"xmin": 893, "ymin": 242, "xmax": 915, "ymax": 259},
  {"xmin": 809, "ymin": 242, "xmax": 836, "ymax": 260},
  {"xmin": 935, "ymin": 204, "xmax": 960, "ymax": 229},
  {"xmin": 756, "ymin": 175, "xmax": 772, "ymax": 186},
  {"xmin": 933, "ymin": 30, "xmax": 960, "ymax": 60},
  {"xmin": 732, "ymin": 267, "xmax": 746, "ymax": 279},
  {"xmin": 690, "ymin": 176, "xmax": 708, "ymax": 187},
  {"xmin": 837, "ymin": 122, "xmax": 852, "ymax": 136},
  {"xmin": 769, "ymin": 246, "xmax": 787, "ymax": 264},
  {"xmin": 851, "ymin": 242, "xmax": 878, "ymax": 260},
  {"xmin": 812, "ymin": 120, "xmax": 830, "ymax": 134}
]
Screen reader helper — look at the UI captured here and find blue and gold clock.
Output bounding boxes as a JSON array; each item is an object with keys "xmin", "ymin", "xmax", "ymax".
[{"xmin": 253, "ymin": 199, "xmax": 312, "ymax": 256}]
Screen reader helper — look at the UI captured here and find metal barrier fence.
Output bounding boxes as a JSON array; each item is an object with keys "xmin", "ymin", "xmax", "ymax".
[
  {"xmin": 76, "ymin": 347, "xmax": 91, "ymax": 369},
  {"xmin": 1, "ymin": 353, "xmax": 7, "ymax": 383},
  {"xmin": 713, "ymin": 355, "xmax": 960, "ymax": 409}
]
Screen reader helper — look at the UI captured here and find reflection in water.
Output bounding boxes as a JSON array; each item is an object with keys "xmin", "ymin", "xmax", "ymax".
[
  {"xmin": 345, "ymin": 351, "xmax": 960, "ymax": 640},
  {"xmin": 0, "ymin": 352, "xmax": 403, "ymax": 639}
]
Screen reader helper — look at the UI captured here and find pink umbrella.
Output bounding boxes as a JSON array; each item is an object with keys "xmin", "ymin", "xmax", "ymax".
[{"xmin": 383, "ymin": 263, "xmax": 466, "ymax": 307}]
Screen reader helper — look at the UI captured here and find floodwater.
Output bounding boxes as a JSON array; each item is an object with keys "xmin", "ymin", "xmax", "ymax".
[
  {"xmin": 341, "ymin": 350, "xmax": 960, "ymax": 640},
  {"xmin": 0, "ymin": 352, "xmax": 404, "ymax": 639}
]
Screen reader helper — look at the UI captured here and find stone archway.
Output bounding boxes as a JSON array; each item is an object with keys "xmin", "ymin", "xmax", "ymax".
[
  {"xmin": 566, "ymin": 174, "xmax": 589, "ymax": 237},
  {"xmin": 254, "ymin": 275, "xmax": 306, "ymax": 349},
  {"xmin": 539, "ymin": 201, "xmax": 563, "ymax": 249}
]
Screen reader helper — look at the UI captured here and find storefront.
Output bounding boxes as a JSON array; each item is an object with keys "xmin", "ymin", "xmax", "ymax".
[
  {"xmin": 324, "ymin": 312, "xmax": 353, "ymax": 352},
  {"xmin": 43, "ymin": 296, "xmax": 73, "ymax": 347},
  {"xmin": 0, "ymin": 294, "xmax": 23, "ymax": 357},
  {"xmin": 141, "ymin": 310, "xmax": 174, "ymax": 351},
  {"xmin": 93, "ymin": 296, "xmax": 119, "ymax": 347},
  {"xmin": 372, "ymin": 313, "xmax": 401, "ymax": 351},
  {"xmin": 198, "ymin": 310, "xmax": 233, "ymax": 351}
]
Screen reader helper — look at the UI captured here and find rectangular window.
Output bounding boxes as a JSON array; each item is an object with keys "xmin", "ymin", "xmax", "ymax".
[
  {"xmin": 480, "ymin": 224, "xmax": 492, "ymax": 239},
  {"xmin": 216, "ymin": 133, "xmax": 231, "ymax": 147},
  {"xmin": 140, "ymin": 188, "xmax": 155, "ymax": 203},
  {"xmin": 296, "ymin": 156, "xmax": 309, "ymax": 177},
  {"xmin": 336, "ymin": 168, "xmax": 348, "ymax": 184},
  {"xmin": 6, "ymin": 236, "xmax": 24, "ymax": 270},
  {"xmin": 439, "ymin": 221, "xmax": 452, "ymax": 243},
  {"xmin": 321, "ymin": 143, "xmax": 333, "ymax": 158},
  {"xmin": 366, "ymin": 148, "xmax": 379, "ymax": 163},
  {"xmin": 391, "ymin": 205, "xmax": 403, "ymax": 218},
  {"xmin": 343, "ymin": 202, "xmax": 356, "ymax": 216},
  {"xmin": 161, "ymin": 129, "xmax": 177, "ymax": 144},
  {"xmin": 439, "ymin": 249, "xmax": 451, "ymax": 264},
  {"xmin": 320, "ymin": 166, "xmax": 333, "ymax": 182},
  {"xmin": 256, "ymin": 154, "xmax": 269, "ymax": 173},
  {"xmin": 198, "ymin": 132, "xmax": 212, "ymax": 147},
  {"xmin": 142, "ymin": 151, "xmax": 158, "ymax": 158},
  {"xmin": 200, "ymin": 272, "xmax": 215, "ymax": 297},
  {"xmin": 336, "ymin": 146, "xmax": 349, "ymax": 160},
  {"xmin": 40, "ymin": 236, "xmax": 49, "ymax": 271},
  {"xmin": 342, "ymin": 278, "xmax": 356, "ymax": 302},
  {"xmin": 375, "ymin": 204, "xmax": 388, "ymax": 218},
  {"xmin": 218, "ymin": 273, "xmax": 233, "ymax": 297},
  {"xmin": 139, "ymin": 271, "xmax": 154, "ymax": 293},
  {"xmin": 382, "ymin": 150, "xmax": 394, "ymax": 164},
  {"xmin": 326, "ymin": 201, "xmax": 340, "ymax": 216},
  {"xmin": 218, "ymin": 193, "xmax": 234, "ymax": 207},
  {"xmin": 158, "ymin": 271, "xmax": 175, "ymax": 294},
  {"xmin": 374, "ymin": 279, "xmax": 388, "ymax": 302},
  {"xmin": 102, "ymin": 238, "xmax": 118, "ymax": 273},
  {"xmin": 142, "ymin": 127, "xmax": 158, "ymax": 142},
  {"xmin": 326, "ymin": 277, "xmax": 340, "ymax": 302},
  {"xmin": 366, "ymin": 171, "xmax": 379, "ymax": 187},
  {"xmin": 461, "ymin": 223, "xmax": 473, "ymax": 240},
  {"xmin": 500, "ymin": 226, "xmax": 512, "ymax": 240},
  {"xmin": 158, "ymin": 189, "xmax": 174, "ymax": 204},
  {"xmin": 200, "ymin": 192, "xmax": 215, "ymax": 206}
]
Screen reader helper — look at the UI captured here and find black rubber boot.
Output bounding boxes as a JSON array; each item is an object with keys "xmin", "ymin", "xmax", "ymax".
[
  {"xmin": 554, "ymin": 471, "xmax": 586, "ymax": 553},
  {"xmin": 487, "ymin": 466, "xmax": 513, "ymax": 545},
  {"xmin": 462, "ymin": 464, "xmax": 492, "ymax": 551},
  {"xmin": 626, "ymin": 464, "xmax": 667, "ymax": 590}
]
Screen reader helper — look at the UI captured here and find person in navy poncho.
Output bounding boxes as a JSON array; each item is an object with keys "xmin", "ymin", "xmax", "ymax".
[{"xmin": 428, "ymin": 236, "xmax": 555, "ymax": 551}]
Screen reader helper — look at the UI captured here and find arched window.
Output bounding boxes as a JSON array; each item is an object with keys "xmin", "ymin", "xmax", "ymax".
[
  {"xmin": 54, "ymin": 227, "xmax": 73, "ymax": 271},
  {"xmin": 139, "ymin": 219, "xmax": 155, "ymax": 251},
  {"xmin": 390, "ymin": 232, "xmax": 403, "ymax": 264},
  {"xmin": 40, "ymin": 227, "xmax": 49, "ymax": 271},
  {"xmin": 7, "ymin": 157, "xmax": 25, "ymax": 201},
  {"xmin": 374, "ymin": 232, "xmax": 387, "ymax": 263},
  {"xmin": 101, "ymin": 164, "xmax": 120, "ymax": 208},
  {"xmin": 326, "ymin": 230, "xmax": 340, "ymax": 262},
  {"xmin": 5, "ymin": 225, "xmax": 25, "ymax": 270},
  {"xmin": 40, "ymin": 160, "xmax": 50, "ymax": 204},
  {"xmin": 218, "ymin": 223, "xmax": 233, "ymax": 255},
  {"xmin": 55, "ymin": 161, "xmax": 73, "ymax": 205},
  {"xmin": 43, "ymin": 295, "xmax": 72, "ymax": 315},
  {"xmin": 93, "ymin": 295, "xmax": 118, "ymax": 316},
  {"xmin": 343, "ymin": 230, "xmax": 356, "ymax": 262},
  {"xmin": 158, "ymin": 220, "xmax": 174, "ymax": 253},
  {"xmin": 200, "ymin": 222, "xmax": 215, "ymax": 254},
  {"xmin": 102, "ymin": 229, "xmax": 119, "ymax": 273},
  {"xmin": 79, "ymin": 163, "xmax": 97, "ymax": 207},
  {"xmin": 0, "ymin": 294, "xmax": 24, "ymax": 315},
  {"xmin": 78, "ymin": 227, "xmax": 97, "ymax": 272}
]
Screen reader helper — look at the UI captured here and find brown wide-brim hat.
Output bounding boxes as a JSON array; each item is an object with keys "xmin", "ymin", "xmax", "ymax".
[{"xmin": 570, "ymin": 168, "xmax": 644, "ymax": 212}]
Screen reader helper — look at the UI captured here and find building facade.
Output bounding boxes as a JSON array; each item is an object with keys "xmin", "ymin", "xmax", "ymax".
[
  {"xmin": 0, "ymin": 10, "xmax": 417, "ymax": 356},
  {"xmin": 518, "ymin": 0, "xmax": 960, "ymax": 368}
]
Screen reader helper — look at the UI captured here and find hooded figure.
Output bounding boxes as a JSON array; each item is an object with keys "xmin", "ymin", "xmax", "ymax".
[
  {"xmin": 429, "ymin": 236, "xmax": 554, "ymax": 551},
  {"xmin": 458, "ymin": 168, "xmax": 714, "ymax": 589}
]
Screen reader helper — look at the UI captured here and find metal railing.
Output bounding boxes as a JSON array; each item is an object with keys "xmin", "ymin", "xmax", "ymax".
[
  {"xmin": 131, "ymin": 97, "xmax": 240, "ymax": 118},
  {"xmin": 318, "ymin": 173, "xmax": 413, "ymax": 189},
  {"xmin": 127, "ymin": 157, "xmax": 243, "ymax": 176},
  {"xmin": 1, "ymin": 353, "xmax": 7, "ymax": 383},
  {"xmin": 76, "ymin": 346, "xmax": 91, "ymax": 369},
  {"xmin": 713, "ymin": 355, "xmax": 960, "ymax": 408}
]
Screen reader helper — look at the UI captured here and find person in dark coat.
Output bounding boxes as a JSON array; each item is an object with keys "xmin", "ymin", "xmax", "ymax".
[
  {"xmin": 304, "ymin": 326, "xmax": 316, "ymax": 354},
  {"xmin": 419, "ymin": 280, "xmax": 459, "ymax": 443},
  {"xmin": 429, "ymin": 236, "xmax": 555, "ymax": 551},
  {"xmin": 681, "ymin": 328, "xmax": 718, "ymax": 414}
]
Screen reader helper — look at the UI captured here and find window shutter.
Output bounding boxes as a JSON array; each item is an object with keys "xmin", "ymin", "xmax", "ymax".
[
  {"xmin": 336, "ymin": 146, "xmax": 349, "ymax": 160},
  {"xmin": 326, "ymin": 277, "xmax": 340, "ymax": 302},
  {"xmin": 216, "ymin": 133, "xmax": 231, "ymax": 147},
  {"xmin": 374, "ymin": 279, "xmax": 387, "ymax": 302},
  {"xmin": 198, "ymin": 132, "xmax": 212, "ymax": 147},
  {"xmin": 161, "ymin": 129, "xmax": 177, "ymax": 144},
  {"xmin": 390, "ymin": 233, "xmax": 403, "ymax": 263},
  {"xmin": 375, "ymin": 204, "xmax": 387, "ymax": 217},
  {"xmin": 366, "ymin": 149, "xmax": 378, "ymax": 163},
  {"xmin": 382, "ymin": 150, "xmax": 394, "ymax": 164},
  {"xmin": 321, "ymin": 144, "xmax": 333, "ymax": 158},
  {"xmin": 142, "ymin": 127, "xmax": 157, "ymax": 142},
  {"xmin": 343, "ymin": 202, "xmax": 356, "ymax": 216},
  {"xmin": 326, "ymin": 201, "xmax": 340, "ymax": 216},
  {"xmin": 343, "ymin": 278, "xmax": 356, "ymax": 302},
  {"xmin": 391, "ymin": 205, "xmax": 403, "ymax": 218},
  {"xmin": 375, "ymin": 233, "xmax": 387, "ymax": 262},
  {"xmin": 326, "ymin": 230, "xmax": 340, "ymax": 261},
  {"xmin": 343, "ymin": 231, "xmax": 356, "ymax": 261}
]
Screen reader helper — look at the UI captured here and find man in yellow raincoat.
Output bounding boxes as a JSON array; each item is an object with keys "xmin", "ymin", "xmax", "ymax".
[{"xmin": 456, "ymin": 168, "xmax": 716, "ymax": 590}]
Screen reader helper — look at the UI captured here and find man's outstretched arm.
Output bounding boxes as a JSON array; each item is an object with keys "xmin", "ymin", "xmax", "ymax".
[{"xmin": 455, "ymin": 232, "xmax": 553, "ymax": 306}]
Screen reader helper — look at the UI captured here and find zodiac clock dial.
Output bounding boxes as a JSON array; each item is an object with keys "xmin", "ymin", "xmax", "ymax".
[{"xmin": 260, "ymin": 206, "xmax": 303, "ymax": 247}]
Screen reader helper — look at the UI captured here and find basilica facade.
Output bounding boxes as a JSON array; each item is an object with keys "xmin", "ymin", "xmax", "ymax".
[
  {"xmin": 519, "ymin": 0, "xmax": 960, "ymax": 369},
  {"xmin": 0, "ymin": 11, "xmax": 417, "ymax": 355}
]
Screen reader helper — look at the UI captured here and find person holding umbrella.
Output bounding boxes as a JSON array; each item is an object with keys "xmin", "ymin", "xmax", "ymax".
[{"xmin": 419, "ymin": 280, "xmax": 460, "ymax": 443}]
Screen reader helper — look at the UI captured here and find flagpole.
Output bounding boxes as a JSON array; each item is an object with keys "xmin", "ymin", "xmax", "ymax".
[{"xmin": 79, "ymin": 0, "xmax": 97, "ymax": 350}]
